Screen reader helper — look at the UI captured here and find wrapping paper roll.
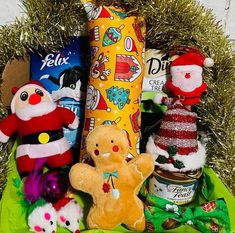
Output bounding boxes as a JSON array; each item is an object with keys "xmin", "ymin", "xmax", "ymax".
[{"xmin": 80, "ymin": 0, "xmax": 146, "ymax": 161}]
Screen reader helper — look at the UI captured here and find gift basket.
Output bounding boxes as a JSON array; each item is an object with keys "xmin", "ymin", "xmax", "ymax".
[{"xmin": 0, "ymin": 0, "xmax": 234, "ymax": 233}]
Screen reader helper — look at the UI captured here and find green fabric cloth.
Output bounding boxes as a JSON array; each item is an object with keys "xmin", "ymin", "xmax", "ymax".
[
  {"xmin": 145, "ymin": 194, "xmax": 230, "ymax": 232},
  {"xmin": 0, "ymin": 142, "xmax": 235, "ymax": 233}
]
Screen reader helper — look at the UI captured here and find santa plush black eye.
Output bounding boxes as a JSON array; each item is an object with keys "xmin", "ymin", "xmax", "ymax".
[
  {"xmin": 42, "ymin": 229, "xmax": 45, "ymax": 232},
  {"xmin": 65, "ymin": 220, "xmax": 70, "ymax": 226},
  {"xmin": 20, "ymin": 91, "xmax": 28, "ymax": 101},
  {"xmin": 111, "ymin": 140, "xmax": 114, "ymax": 143},
  {"xmin": 35, "ymin": 89, "xmax": 44, "ymax": 96},
  {"xmin": 50, "ymin": 221, "xmax": 53, "ymax": 225},
  {"xmin": 69, "ymin": 84, "xmax": 76, "ymax": 89}
]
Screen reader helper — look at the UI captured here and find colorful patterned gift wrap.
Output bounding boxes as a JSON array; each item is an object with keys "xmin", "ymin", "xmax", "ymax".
[
  {"xmin": 80, "ymin": 0, "xmax": 146, "ymax": 161},
  {"xmin": 145, "ymin": 194, "xmax": 231, "ymax": 233}
]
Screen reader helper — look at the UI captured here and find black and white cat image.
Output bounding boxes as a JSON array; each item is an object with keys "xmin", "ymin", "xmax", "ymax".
[{"xmin": 40, "ymin": 66, "xmax": 87, "ymax": 101}]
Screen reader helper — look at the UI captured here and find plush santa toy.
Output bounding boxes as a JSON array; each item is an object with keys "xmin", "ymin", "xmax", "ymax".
[
  {"xmin": 146, "ymin": 51, "xmax": 213, "ymax": 172},
  {"xmin": 0, "ymin": 81, "xmax": 78, "ymax": 174},
  {"xmin": 165, "ymin": 51, "xmax": 214, "ymax": 105}
]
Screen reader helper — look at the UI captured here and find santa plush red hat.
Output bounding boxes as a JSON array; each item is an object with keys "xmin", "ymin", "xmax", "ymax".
[{"xmin": 170, "ymin": 52, "xmax": 214, "ymax": 68}]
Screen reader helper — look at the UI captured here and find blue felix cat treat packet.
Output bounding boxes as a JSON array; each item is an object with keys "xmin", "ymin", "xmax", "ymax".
[{"xmin": 30, "ymin": 36, "xmax": 90, "ymax": 152}]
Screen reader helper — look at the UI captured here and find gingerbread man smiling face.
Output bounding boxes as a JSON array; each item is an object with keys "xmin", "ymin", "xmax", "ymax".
[
  {"xmin": 86, "ymin": 124, "xmax": 129, "ymax": 168},
  {"xmin": 69, "ymin": 125, "xmax": 154, "ymax": 231}
]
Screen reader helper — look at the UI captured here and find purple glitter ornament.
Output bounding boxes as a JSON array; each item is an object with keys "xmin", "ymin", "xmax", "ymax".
[{"xmin": 38, "ymin": 170, "xmax": 69, "ymax": 203}]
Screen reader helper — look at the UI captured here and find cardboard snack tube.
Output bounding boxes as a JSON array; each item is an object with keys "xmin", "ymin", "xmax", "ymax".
[{"xmin": 80, "ymin": 0, "xmax": 146, "ymax": 161}]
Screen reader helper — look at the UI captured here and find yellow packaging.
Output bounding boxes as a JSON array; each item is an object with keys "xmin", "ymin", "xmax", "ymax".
[{"xmin": 80, "ymin": 0, "xmax": 146, "ymax": 161}]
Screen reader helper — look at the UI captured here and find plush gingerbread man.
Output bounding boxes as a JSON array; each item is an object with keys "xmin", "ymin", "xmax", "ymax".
[{"xmin": 69, "ymin": 125, "xmax": 154, "ymax": 231}]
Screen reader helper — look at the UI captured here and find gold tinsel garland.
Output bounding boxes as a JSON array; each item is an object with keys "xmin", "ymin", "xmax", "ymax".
[{"xmin": 0, "ymin": 0, "xmax": 234, "ymax": 196}]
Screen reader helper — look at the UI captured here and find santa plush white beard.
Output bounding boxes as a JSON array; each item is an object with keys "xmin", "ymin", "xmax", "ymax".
[
  {"xmin": 172, "ymin": 74, "xmax": 202, "ymax": 92},
  {"xmin": 170, "ymin": 66, "xmax": 203, "ymax": 92},
  {"xmin": 15, "ymin": 101, "xmax": 57, "ymax": 121}
]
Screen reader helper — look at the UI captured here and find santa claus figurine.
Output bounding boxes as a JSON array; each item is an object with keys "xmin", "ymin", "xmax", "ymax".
[
  {"xmin": 0, "ymin": 81, "xmax": 79, "ymax": 175},
  {"xmin": 147, "ymin": 51, "xmax": 213, "ymax": 172}
]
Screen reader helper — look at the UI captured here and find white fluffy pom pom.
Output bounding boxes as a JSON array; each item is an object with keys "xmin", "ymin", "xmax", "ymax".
[
  {"xmin": 153, "ymin": 93, "xmax": 164, "ymax": 104},
  {"xmin": 204, "ymin": 58, "xmax": 214, "ymax": 67}
]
